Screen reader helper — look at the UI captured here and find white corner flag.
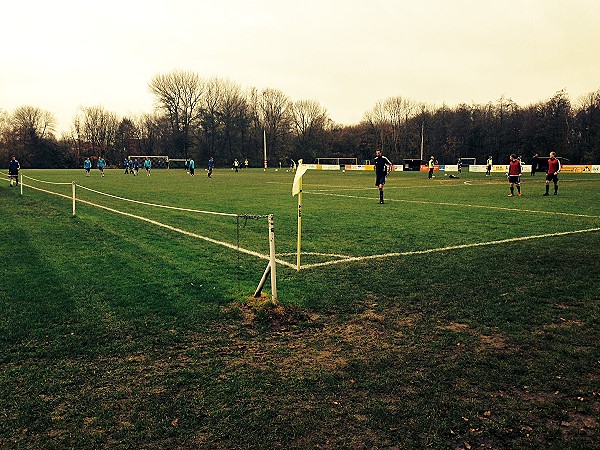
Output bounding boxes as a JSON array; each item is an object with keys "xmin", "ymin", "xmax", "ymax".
[
  {"xmin": 292, "ymin": 159, "xmax": 308, "ymax": 196},
  {"xmin": 292, "ymin": 159, "xmax": 307, "ymax": 271}
]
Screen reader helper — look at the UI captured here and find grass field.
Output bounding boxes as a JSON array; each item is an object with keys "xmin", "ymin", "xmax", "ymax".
[{"xmin": 1, "ymin": 167, "xmax": 599, "ymax": 449}]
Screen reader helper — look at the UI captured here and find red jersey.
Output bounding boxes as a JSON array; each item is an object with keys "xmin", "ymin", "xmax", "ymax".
[
  {"xmin": 547, "ymin": 158, "xmax": 561, "ymax": 174},
  {"xmin": 508, "ymin": 160, "xmax": 521, "ymax": 176}
]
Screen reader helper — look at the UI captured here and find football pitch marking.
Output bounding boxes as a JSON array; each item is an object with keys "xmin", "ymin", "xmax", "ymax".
[
  {"xmin": 299, "ymin": 227, "xmax": 600, "ymax": 270},
  {"xmin": 306, "ymin": 191, "xmax": 600, "ymax": 219}
]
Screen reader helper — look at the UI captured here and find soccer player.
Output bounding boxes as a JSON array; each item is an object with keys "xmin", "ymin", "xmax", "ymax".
[
  {"xmin": 98, "ymin": 157, "xmax": 106, "ymax": 177},
  {"xmin": 84, "ymin": 157, "xmax": 92, "ymax": 176},
  {"xmin": 189, "ymin": 158, "xmax": 195, "ymax": 176},
  {"xmin": 8, "ymin": 155, "xmax": 20, "ymax": 186},
  {"xmin": 428, "ymin": 155, "xmax": 436, "ymax": 179},
  {"xmin": 486, "ymin": 155, "xmax": 493, "ymax": 176},
  {"xmin": 133, "ymin": 159, "xmax": 140, "ymax": 176},
  {"xmin": 144, "ymin": 158, "xmax": 152, "ymax": 176},
  {"xmin": 544, "ymin": 151, "xmax": 561, "ymax": 196},
  {"xmin": 457, "ymin": 158, "xmax": 462, "ymax": 174},
  {"xmin": 506, "ymin": 153, "xmax": 522, "ymax": 197},
  {"xmin": 207, "ymin": 157, "xmax": 214, "ymax": 178},
  {"xmin": 373, "ymin": 149, "xmax": 393, "ymax": 204},
  {"xmin": 233, "ymin": 158, "xmax": 239, "ymax": 172}
]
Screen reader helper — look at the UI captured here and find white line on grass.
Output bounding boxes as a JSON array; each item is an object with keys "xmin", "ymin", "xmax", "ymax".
[
  {"xmin": 277, "ymin": 251, "xmax": 352, "ymax": 259},
  {"xmin": 306, "ymin": 191, "xmax": 600, "ymax": 219},
  {"xmin": 299, "ymin": 227, "xmax": 600, "ymax": 269}
]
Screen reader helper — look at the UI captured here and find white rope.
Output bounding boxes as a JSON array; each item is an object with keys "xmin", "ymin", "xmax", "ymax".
[
  {"xmin": 20, "ymin": 182, "xmax": 296, "ymax": 270},
  {"xmin": 21, "ymin": 174, "xmax": 72, "ymax": 185},
  {"xmin": 75, "ymin": 184, "xmax": 240, "ymax": 217}
]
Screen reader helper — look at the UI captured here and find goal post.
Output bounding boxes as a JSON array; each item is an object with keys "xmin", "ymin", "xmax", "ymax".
[
  {"xmin": 127, "ymin": 155, "xmax": 170, "ymax": 169},
  {"xmin": 458, "ymin": 157, "xmax": 477, "ymax": 166},
  {"xmin": 315, "ymin": 157, "xmax": 358, "ymax": 167}
]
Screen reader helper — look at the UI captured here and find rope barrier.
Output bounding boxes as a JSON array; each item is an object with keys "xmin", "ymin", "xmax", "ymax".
[{"xmin": 75, "ymin": 184, "xmax": 241, "ymax": 217}]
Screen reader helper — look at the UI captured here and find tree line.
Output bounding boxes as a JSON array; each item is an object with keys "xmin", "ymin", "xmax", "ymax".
[{"xmin": 2, "ymin": 70, "xmax": 600, "ymax": 168}]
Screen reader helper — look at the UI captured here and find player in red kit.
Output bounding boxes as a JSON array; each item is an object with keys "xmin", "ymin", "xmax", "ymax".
[
  {"xmin": 544, "ymin": 152, "xmax": 561, "ymax": 196},
  {"xmin": 506, "ymin": 154, "xmax": 522, "ymax": 197}
]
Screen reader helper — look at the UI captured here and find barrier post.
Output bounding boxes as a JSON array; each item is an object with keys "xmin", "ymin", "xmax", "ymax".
[
  {"xmin": 72, "ymin": 182, "xmax": 76, "ymax": 216},
  {"xmin": 268, "ymin": 214, "xmax": 278, "ymax": 303}
]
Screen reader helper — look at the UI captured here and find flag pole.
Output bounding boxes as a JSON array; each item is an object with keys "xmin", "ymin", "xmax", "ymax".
[
  {"xmin": 291, "ymin": 159, "xmax": 307, "ymax": 271},
  {"xmin": 296, "ymin": 177, "xmax": 302, "ymax": 271}
]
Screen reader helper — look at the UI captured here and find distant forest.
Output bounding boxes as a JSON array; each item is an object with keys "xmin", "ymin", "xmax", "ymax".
[{"xmin": 2, "ymin": 70, "xmax": 599, "ymax": 168}]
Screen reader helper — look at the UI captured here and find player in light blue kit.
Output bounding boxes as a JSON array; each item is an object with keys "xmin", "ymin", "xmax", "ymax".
[
  {"xmin": 84, "ymin": 157, "xmax": 92, "ymax": 176},
  {"xmin": 98, "ymin": 157, "xmax": 106, "ymax": 177}
]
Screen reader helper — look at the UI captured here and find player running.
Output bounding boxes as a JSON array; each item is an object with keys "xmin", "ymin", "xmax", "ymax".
[
  {"xmin": 506, "ymin": 154, "xmax": 522, "ymax": 197},
  {"xmin": 544, "ymin": 151, "xmax": 561, "ymax": 196},
  {"xmin": 144, "ymin": 158, "xmax": 152, "ymax": 176},
  {"xmin": 373, "ymin": 149, "xmax": 393, "ymax": 204},
  {"xmin": 84, "ymin": 157, "xmax": 92, "ymax": 176}
]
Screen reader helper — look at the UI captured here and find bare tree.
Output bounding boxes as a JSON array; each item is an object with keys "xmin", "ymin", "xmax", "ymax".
[
  {"xmin": 259, "ymin": 88, "xmax": 293, "ymax": 164},
  {"xmin": 219, "ymin": 78, "xmax": 251, "ymax": 159},
  {"xmin": 383, "ymin": 96, "xmax": 416, "ymax": 157},
  {"xmin": 70, "ymin": 106, "xmax": 120, "ymax": 160},
  {"xmin": 363, "ymin": 101, "xmax": 388, "ymax": 151},
  {"xmin": 291, "ymin": 99, "xmax": 330, "ymax": 159},
  {"xmin": 149, "ymin": 70, "xmax": 204, "ymax": 158},
  {"xmin": 12, "ymin": 105, "xmax": 56, "ymax": 139}
]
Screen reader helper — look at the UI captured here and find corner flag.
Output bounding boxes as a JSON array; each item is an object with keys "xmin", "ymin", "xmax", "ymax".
[
  {"xmin": 291, "ymin": 159, "xmax": 308, "ymax": 271},
  {"xmin": 292, "ymin": 159, "xmax": 308, "ymax": 196}
]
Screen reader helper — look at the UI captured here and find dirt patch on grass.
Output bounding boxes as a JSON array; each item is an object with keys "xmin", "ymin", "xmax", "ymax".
[
  {"xmin": 218, "ymin": 300, "xmax": 418, "ymax": 374},
  {"xmin": 439, "ymin": 322, "xmax": 508, "ymax": 351}
]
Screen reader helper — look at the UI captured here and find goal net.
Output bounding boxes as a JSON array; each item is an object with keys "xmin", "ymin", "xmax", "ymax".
[
  {"xmin": 167, "ymin": 158, "xmax": 188, "ymax": 169},
  {"xmin": 315, "ymin": 157, "xmax": 358, "ymax": 167},
  {"xmin": 458, "ymin": 157, "xmax": 477, "ymax": 166},
  {"xmin": 128, "ymin": 155, "xmax": 170, "ymax": 169}
]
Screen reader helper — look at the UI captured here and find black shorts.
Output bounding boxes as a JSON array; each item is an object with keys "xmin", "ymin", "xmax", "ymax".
[
  {"xmin": 508, "ymin": 175, "xmax": 520, "ymax": 184},
  {"xmin": 375, "ymin": 174, "xmax": 387, "ymax": 186},
  {"xmin": 546, "ymin": 174, "xmax": 559, "ymax": 183}
]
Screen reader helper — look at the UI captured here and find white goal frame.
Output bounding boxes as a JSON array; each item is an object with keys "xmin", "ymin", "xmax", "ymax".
[{"xmin": 316, "ymin": 157, "xmax": 358, "ymax": 166}]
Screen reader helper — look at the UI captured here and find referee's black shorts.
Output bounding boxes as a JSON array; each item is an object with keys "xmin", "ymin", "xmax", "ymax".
[{"xmin": 375, "ymin": 174, "xmax": 387, "ymax": 186}]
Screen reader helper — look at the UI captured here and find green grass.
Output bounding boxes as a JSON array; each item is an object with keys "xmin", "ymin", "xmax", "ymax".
[{"xmin": 1, "ymin": 168, "xmax": 599, "ymax": 449}]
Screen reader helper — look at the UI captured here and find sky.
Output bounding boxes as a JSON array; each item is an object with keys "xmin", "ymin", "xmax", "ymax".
[{"xmin": 2, "ymin": 0, "xmax": 600, "ymax": 134}]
